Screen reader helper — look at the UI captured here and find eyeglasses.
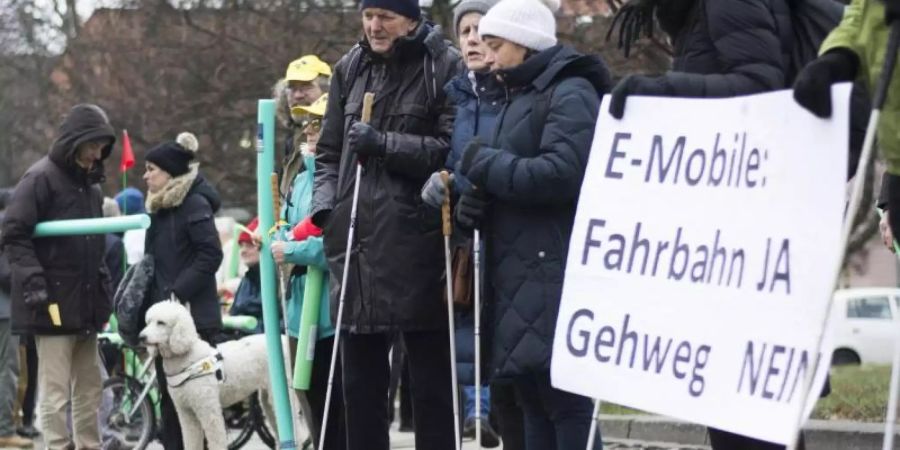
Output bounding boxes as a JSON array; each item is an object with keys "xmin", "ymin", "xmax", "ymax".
[{"xmin": 303, "ymin": 118, "xmax": 322, "ymax": 132}]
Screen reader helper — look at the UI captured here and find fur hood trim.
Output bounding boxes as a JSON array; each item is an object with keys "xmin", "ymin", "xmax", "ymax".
[{"xmin": 146, "ymin": 164, "xmax": 199, "ymax": 213}]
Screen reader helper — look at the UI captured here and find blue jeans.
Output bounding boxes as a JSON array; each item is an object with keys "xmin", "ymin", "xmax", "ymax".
[
  {"xmin": 513, "ymin": 372, "xmax": 601, "ymax": 450},
  {"xmin": 463, "ymin": 386, "xmax": 490, "ymax": 421}
]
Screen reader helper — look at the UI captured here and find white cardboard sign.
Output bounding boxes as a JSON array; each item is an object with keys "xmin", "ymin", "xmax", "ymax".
[{"xmin": 551, "ymin": 86, "xmax": 850, "ymax": 445}]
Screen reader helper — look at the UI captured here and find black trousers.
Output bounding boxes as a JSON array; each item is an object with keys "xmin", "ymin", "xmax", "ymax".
[
  {"xmin": 21, "ymin": 335, "xmax": 37, "ymax": 427},
  {"xmin": 341, "ymin": 330, "xmax": 455, "ymax": 450},
  {"xmin": 291, "ymin": 335, "xmax": 346, "ymax": 450},
  {"xmin": 491, "ymin": 381, "xmax": 525, "ymax": 450},
  {"xmin": 708, "ymin": 428, "xmax": 805, "ymax": 450}
]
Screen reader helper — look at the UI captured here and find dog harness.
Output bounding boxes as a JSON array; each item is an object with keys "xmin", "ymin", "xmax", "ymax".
[{"xmin": 166, "ymin": 351, "xmax": 225, "ymax": 388}]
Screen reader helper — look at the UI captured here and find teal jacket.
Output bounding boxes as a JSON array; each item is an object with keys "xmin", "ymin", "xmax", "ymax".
[{"xmin": 277, "ymin": 153, "xmax": 333, "ymax": 340}]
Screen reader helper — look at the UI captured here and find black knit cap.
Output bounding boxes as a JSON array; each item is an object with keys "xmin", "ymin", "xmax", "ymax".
[
  {"xmin": 361, "ymin": 0, "xmax": 421, "ymax": 20},
  {"xmin": 145, "ymin": 141, "xmax": 195, "ymax": 177}
]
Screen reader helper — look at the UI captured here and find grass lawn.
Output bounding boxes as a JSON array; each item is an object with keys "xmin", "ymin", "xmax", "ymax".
[
  {"xmin": 600, "ymin": 365, "xmax": 895, "ymax": 422},
  {"xmin": 813, "ymin": 365, "xmax": 892, "ymax": 422}
]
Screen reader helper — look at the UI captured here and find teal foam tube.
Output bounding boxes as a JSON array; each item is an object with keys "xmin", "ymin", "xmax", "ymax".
[
  {"xmin": 33, "ymin": 214, "xmax": 150, "ymax": 237},
  {"xmin": 257, "ymin": 99, "xmax": 296, "ymax": 449},
  {"xmin": 293, "ymin": 266, "xmax": 323, "ymax": 390}
]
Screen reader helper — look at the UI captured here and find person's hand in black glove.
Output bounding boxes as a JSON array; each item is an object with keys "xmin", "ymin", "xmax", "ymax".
[
  {"xmin": 792, "ymin": 49, "xmax": 859, "ymax": 118},
  {"xmin": 347, "ymin": 122, "xmax": 386, "ymax": 158},
  {"xmin": 421, "ymin": 172, "xmax": 451, "ymax": 209},
  {"xmin": 455, "ymin": 189, "xmax": 488, "ymax": 230},
  {"xmin": 609, "ymin": 75, "xmax": 670, "ymax": 119},
  {"xmin": 23, "ymin": 276, "xmax": 49, "ymax": 308}
]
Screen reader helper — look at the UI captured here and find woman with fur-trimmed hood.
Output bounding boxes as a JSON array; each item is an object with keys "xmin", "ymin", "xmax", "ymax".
[{"xmin": 142, "ymin": 131, "xmax": 224, "ymax": 450}]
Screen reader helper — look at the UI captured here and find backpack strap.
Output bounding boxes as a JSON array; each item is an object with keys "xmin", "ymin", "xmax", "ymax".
[{"xmin": 340, "ymin": 45, "xmax": 364, "ymax": 107}]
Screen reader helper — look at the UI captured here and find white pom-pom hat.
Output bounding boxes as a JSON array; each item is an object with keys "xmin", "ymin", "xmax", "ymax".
[
  {"xmin": 479, "ymin": 0, "xmax": 560, "ymax": 52},
  {"xmin": 176, "ymin": 132, "xmax": 199, "ymax": 153}
]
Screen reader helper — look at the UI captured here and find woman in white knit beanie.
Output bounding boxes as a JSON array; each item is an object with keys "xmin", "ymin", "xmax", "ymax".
[{"xmin": 452, "ymin": 0, "xmax": 611, "ymax": 449}]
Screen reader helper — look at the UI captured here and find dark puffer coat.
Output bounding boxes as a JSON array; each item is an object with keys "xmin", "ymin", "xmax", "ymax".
[
  {"xmin": 458, "ymin": 46, "xmax": 610, "ymax": 379},
  {"xmin": 445, "ymin": 70, "xmax": 506, "ymax": 384},
  {"xmin": 653, "ymin": 0, "xmax": 865, "ymax": 178},
  {"xmin": 311, "ymin": 23, "xmax": 461, "ymax": 334},
  {"xmin": 144, "ymin": 173, "xmax": 224, "ymax": 332},
  {"xmin": 652, "ymin": 0, "xmax": 793, "ymax": 96},
  {"xmin": 2, "ymin": 104, "xmax": 116, "ymax": 335}
]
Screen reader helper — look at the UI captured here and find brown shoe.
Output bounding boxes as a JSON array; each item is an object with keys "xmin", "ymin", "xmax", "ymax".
[{"xmin": 0, "ymin": 434, "xmax": 33, "ymax": 448}]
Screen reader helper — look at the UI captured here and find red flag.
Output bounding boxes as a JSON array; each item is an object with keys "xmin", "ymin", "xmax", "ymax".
[{"xmin": 120, "ymin": 130, "xmax": 135, "ymax": 172}]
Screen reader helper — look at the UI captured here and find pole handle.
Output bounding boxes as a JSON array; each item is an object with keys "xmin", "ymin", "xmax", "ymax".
[
  {"xmin": 271, "ymin": 173, "xmax": 281, "ymax": 225},
  {"xmin": 362, "ymin": 93, "xmax": 375, "ymax": 124},
  {"xmin": 874, "ymin": 22, "xmax": 900, "ymax": 110},
  {"xmin": 441, "ymin": 171, "xmax": 452, "ymax": 236}
]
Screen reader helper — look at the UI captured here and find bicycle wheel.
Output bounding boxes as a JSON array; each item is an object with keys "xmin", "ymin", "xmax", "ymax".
[
  {"xmin": 225, "ymin": 397, "xmax": 257, "ymax": 450},
  {"xmin": 102, "ymin": 376, "xmax": 155, "ymax": 450},
  {"xmin": 253, "ymin": 396, "xmax": 277, "ymax": 449}
]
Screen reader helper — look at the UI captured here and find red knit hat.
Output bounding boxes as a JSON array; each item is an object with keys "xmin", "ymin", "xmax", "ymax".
[{"xmin": 238, "ymin": 217, "xmax": 259, "ymax": 245}]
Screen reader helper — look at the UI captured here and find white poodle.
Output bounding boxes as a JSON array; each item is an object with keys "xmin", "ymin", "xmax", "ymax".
[{"xmin": 140, "ymin": 301, "xmax": 306, "ymax": 450}]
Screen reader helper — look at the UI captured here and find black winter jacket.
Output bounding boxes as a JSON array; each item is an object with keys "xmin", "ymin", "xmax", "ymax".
[
  {"xmin": 312, "ymin": 23, "xmax": 462, "ymax": 333},
  {"xmin": 652, "ymin": 0, "xmax": 793, "ymax": 97},
  {"xmin": 145, "ymin": 173, "xmax": 224, "ymax": 332},
  {"xmin": 2, "ymin": 104, "xmax": 116, "ymax": 335},
  {"xmin": 654, "ymin": 0, "xmax": 865, "ymax": 178},
  {"xmin": 458, "ymin": 46, "xmax": 610, "ymax": 379}
]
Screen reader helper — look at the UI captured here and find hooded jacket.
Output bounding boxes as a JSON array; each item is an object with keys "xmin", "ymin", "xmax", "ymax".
[
  {"xmin": 458, "ymin": 46, "xmax": 610, "ymax": 379},
  {"xmin": 1, "ymin": 104, "xmax": 116, "ymax": 335},
  {"xmin": 445, "ymin": 70, "xmax": 505, "ymax": 383},
  {"xmin": 311, "ymin": 22, "xmax": 462, "ymax": 333},
  {"xmin": 144, "ymin": 168, "xmax": 224, "ymax": 331}
]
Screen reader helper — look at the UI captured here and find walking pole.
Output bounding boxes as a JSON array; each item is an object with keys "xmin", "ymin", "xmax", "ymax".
[
  {"xmin": 586, "ymin": 399, "xmax": 602, "ymax": 450},
  {"xmin": 791, "ymin": 21, "xmax": 900, "ymax": 450},
  {"xmin": 271, "ymin": 173, "xmax": 293, "ymax": 331},
  {"xmin": 318, "ymin": 92, "xmax": 375, "ymax": 450},
  {"xmin": 440, "ymin": 171, "xmax": 463, "ymax": 450},
  {"xmin": 879, "ymin": 209, "xmax": 900, "ymax": 450},
  {"xmin": 473, "ymin": 225, "xmax": 484, "ymax": 450}
]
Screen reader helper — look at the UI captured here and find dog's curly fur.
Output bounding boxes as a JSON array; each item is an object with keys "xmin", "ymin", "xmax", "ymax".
[{"xmin": 140, "ymin": 301, "xmax": 306, "ymax": 449}]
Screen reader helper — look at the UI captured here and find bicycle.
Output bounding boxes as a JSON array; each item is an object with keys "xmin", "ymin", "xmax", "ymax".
[{"xmin": 98, "ymin": 315, "xmax": 277, "ymax": 450}]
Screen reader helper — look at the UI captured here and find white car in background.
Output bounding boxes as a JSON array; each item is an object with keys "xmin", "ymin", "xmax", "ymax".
[{"xmin": 830, "ymin": 288, "xmax": 900, "ymax": 366}]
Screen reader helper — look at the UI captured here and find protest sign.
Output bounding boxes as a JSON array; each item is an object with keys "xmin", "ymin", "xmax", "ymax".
[{"xmin": 551, "ymin": 86, "xmax": 851, "ymax": 445}]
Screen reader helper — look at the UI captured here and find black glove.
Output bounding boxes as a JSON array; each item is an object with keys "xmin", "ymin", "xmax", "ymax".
[
  {"xmin": 605, "ymin": 0, "xmax": 657, "ymax": 58},
  {"xmin": 792, "ymin": 49, "xmax": 859, "ymax": 118},
  {"xmin": 609, "ymin": 75, "xmax": 670, "ymax": 119},
  {"xmin": 347, "ymin": 122, "xmax": 386, "ymax": 158},
  {"xmin": 23, "ymin": 276, "xmax": 49, "ymax": 308},
  {"xmin": 455, "ymin": 190, "xmax": 488, "ymax": 230},
  {"xmin": 457, "ymin": 137, "xmax": 482, "ymax": 177}
]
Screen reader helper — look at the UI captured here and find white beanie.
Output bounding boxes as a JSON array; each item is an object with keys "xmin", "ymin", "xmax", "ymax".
[{"xmin": 478, "ymin": 0, "xmax": 560, "ymax": 52}]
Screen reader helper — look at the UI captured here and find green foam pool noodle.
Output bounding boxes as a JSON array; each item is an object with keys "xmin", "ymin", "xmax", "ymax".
[
  {"xmin": 223, "ymin": 315, "xmax": 259, "ymax": 332},
  {"xmin": 293, "ymin": 266, "xmax": 324, "ymax": 390},
  {"xmin": 34, "ymin": 214, "xmax": 150, "ymax": 237}
]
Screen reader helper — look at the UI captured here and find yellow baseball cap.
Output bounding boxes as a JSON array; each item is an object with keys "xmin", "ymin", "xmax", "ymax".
[
  {"xmin": 291, "ymin": 94, "xmax": 328, "ymax": 119},
  {"xmin": 285, "ymin": 55, "xmax": 332, "ymax": 82}
]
